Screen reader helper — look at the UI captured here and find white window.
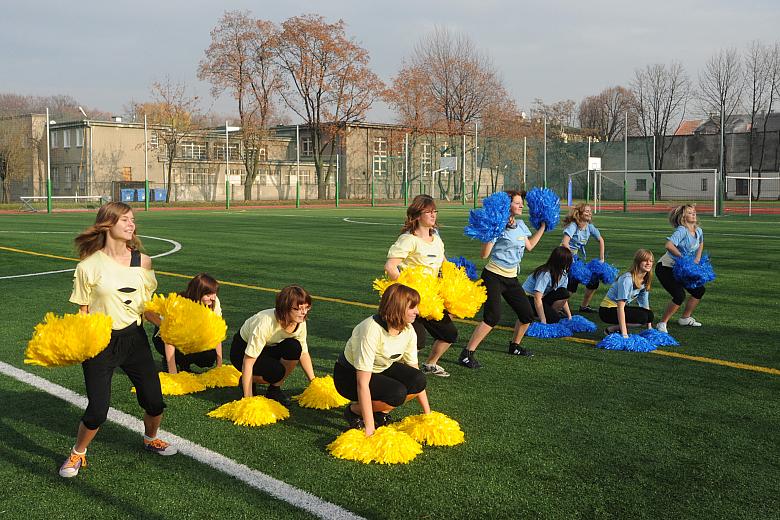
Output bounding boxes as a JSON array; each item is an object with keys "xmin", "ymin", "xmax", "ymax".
[
  {"xmin": 76, "ymin": 129, "xmax": 83, "ymax": 147},
  {"xmin": 701, "ymin": 178, "xmax": 708, "ymax": 191},
  {"xmin": 51, "ymin": 167, "xmax": 59, "ymax": 186},
  {"xmin": 301, "ymin": 137, "xmax": 313, "ymax": 157},
  {"xmin": 214, "ymin": 144, "xmax": 239, "ymax": 160},
  {"xmin": 421, "ymin": 143, "xmax": 432, "ymax": 176},
  {"xmin": 184, "ymin": 167, "xmax": 215, "ymax": 184},
  {"xmin": 63, "ymin": 129, "xmax": 71, "ymax": 148},
  {"xmin": 181, "ymin": 142, "xmax": 206, "ymax": 160},
  {"xmin": 373, "ymin": 137, "xmax": 388, "ymax": 177},
  {"xmin": 64, "ymin": 166, "xmax": 72, "ymax": 188},
  {"xmin": 50, "ymin": 131, "xmax": 58, "ymax": 148},
  {"xmin": 149, "ymin": 132, "xmax": 159, "ymax": 149}
]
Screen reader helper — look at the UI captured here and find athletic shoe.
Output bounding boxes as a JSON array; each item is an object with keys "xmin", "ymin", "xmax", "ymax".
[
  {"xmin": 343, "ymin": 406, "xmax": 365, "ymax": 430},
  {"xmin": 265, "ymin": 385, "xmax": 291, "ymax": 407},
  {"xmin": 579, "ymin": 305, "xmax": 595, "ymax": 313},
  {"xmin": 143, "ymin": 438, "xmax": 178, "ymax": 456},
  {"xmin": 508, "ymin": 342, "xmax": 534, "ymax": 357},
  {"xmin": 421, "ymin": 363, "xmax": 450, "ymax": 377},
  {"xmin": 603, "ymin": 327, "xmax": 612, "ymax": 336},
  {"xmin": 458, "ymin": 349, "xmax": 482, "ymax": 369},
  {"xmin": 373, "ymin": 411, "xmax": 393, "ymax": 427},
  {"xmin": 678, "ymin": 316, "xmax": 702, "ymax": 327},
  {"xmin": 59, "ymin": 451, "xmax": 86, "ymax": 478},
  {"xmin": 656, "ymin": 322, "xmax": 668, "ymax": 333}
]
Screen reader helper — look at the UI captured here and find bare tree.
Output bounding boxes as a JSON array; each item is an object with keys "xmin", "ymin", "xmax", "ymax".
[
  {"xmin": 198, "ymin": 10, "xmax": 283, "ymax": 200},
  {"xmin": 135, "ymin": 79, "xmax": 200, "ymax": 202},
  {"xmin": 531, "ymin": 98, "xmax": 577, "ymax": 133},
  {"xmin": 630, "ymin": 62, "xmax": 690, "ymax": 170},
  {"xmin": 743, "ymin": 41, "xmax": 780, "ymax": 199},
  {"xmin": 578, "ymin": 86, "xmax": 636, "ymax": 142},
  {"xmin": 275, "ymin": 14, "xmax": 384, "ymax": 199}
]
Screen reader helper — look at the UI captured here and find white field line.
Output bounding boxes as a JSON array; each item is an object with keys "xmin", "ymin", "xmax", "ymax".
[
  {"xmin": 0, "ymin": 361, "xmax": 364, "ymax": 520},
  {"xmin": 0, "ymin": 234, "xmax": 182, "ymax": 280}
]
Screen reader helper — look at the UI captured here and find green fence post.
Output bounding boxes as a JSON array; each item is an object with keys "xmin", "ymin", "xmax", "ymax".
[
  {"xmin": 473, "ymin": 181, "xmax": 478, "ymax": 208},
  {"xmin": 144, "ymin": 180, "xmax": 150, "ymax": 211},
  {"xmin": 296, "ymin": 177, "xmax": 300, "ymax": 208},
  {"xmin": 225, "ymin": 178, "xmax": 230, "ymax": 210},
  {"xmin": 623, "ymin": 178, "xmax": 628, "ymax": 213},
  {"xmin": 46, "ymin": 178, "xmax": 52, "ymax": 213},
  {"xmin": 371, "ymin": 174, "xmax": 375, "ymax": 207},
  {"xmin": 336, "ymin": 176, "xmax": 340, "ymax": 208}
]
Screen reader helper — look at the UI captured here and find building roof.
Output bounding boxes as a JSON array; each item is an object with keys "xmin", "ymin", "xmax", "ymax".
[{"xmin": 675, "ymin": 119, "xmax": 703, "ymax": 136}]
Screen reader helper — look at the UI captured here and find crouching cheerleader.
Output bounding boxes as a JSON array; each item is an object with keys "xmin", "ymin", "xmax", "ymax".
[{"xmin": 599, "ymin": 249, "xmax": 655, "ymax": 337}]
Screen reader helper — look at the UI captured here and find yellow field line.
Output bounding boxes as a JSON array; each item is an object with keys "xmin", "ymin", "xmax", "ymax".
[{"xmin": 2, "ymin": 245, "xmax": 777, "ymax": 377}]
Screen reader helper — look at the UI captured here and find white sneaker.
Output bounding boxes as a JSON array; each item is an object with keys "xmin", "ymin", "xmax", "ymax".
[
  {"xmin": 421, "ymin": 363, "xmax": 450, "ymax": 377},
  {"xmin": 656, "ymin": 322, "xmax": 668, "ymax": 333},
  {"xmin": 678, "ymin": 316, "xmax": 702, "ymax": 327}
]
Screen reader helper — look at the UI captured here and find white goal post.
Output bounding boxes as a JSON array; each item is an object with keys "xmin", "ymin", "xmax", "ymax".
[{"xmin": 19, "ymin": 195, "xmax": 110, "ymax": 212}]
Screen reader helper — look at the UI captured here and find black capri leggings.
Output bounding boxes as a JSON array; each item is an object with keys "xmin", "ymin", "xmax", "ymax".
[
  {"xmin": 152, "ymin": 328, "xmax": 217, "ymax": 372},
  {"xmin": 411, "ymin": 313, "xmax": 458, "ymax": 350},
  {"xmin": 528, "ymin": 287, "xmax": 572, "ymax": 323},
  {"xmin": 333, "ymin": 359, "xmax": 426, "ymax": 407},
  {"xmin": 480, "ymin": 268, "xmax": 535, "ymax": 327},
  {"xmin": 81, "ymin": 323, "xmax": 165, "ymax": 430},
  {"xmin": 567, "ymin": 276, "xmax": 599, "ymax": 294},
  {"xmin": 230, "ymin": 332, "xmax": 302, "ymax": 385},
  {"xmin": 655, "ymin": 263, "xmax": 705, "ymax": 306},
  {"xmin": 599, "ymin": 306, "xmax": 654, "ymax": 326}
]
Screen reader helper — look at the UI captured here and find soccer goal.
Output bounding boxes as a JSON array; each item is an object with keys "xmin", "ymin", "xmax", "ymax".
[
  {"xmin": 19, "ymin": 195, "xmax": 110, "ymax": 212},
  {"xmin": 725, "ymin": 172, "xmax": 780, "ymax": 216}
]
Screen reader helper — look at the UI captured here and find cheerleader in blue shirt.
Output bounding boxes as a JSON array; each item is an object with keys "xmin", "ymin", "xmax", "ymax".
[
  {"xmin": 654, "ymin": 205, "xmax": 705, "ymax": 333},
  {"xmin": 599, "ymin": 249, "xmax": 655, "ymax": 337},
  {"xmin": 522, "ymin": 246, "xmax": 574, "ymax": 324},
  {"xmin": 561, "ymin": 203, "xmax": 605, "ymax": 312},
  {"xmin": 461, "ymin": 190, "xmax": 546, "ymax": 367}
]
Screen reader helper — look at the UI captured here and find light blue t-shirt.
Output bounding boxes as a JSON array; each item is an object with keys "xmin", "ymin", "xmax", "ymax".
[
  {"xmin": 489, "ymin": 220, "xmax": 532, "ymax": 270},
  {"xmin": 604, "ymin": 271, "xmax": 649, "ymax": 308},
  {"xmin": 660, "ymin": 226, "xmax": 703, "ymax": 267},
  {"xmin": 562, "ymin": 222, "xmax": 601, "ymax": 259},
  {"xmin": 522, "ymin": 270, "xmax": 569, "ymax": 296}
]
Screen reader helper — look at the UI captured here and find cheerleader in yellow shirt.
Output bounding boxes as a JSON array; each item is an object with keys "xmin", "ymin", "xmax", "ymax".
[
  {"xmin": 333, "ymin": 284, "xmax": 431, "ymax": 436},
  {"xmin": 59, "ymin": 202, "xmax": 176, "ymax": 479}
]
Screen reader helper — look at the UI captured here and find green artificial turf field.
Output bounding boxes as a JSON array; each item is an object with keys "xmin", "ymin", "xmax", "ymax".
[{"xmin": 1, "ymin": 206, "xmax": 778, "ymax": 519}]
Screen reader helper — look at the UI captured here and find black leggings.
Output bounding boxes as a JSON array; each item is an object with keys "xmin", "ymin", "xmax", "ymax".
[
  {"xmin": 230, "ymin": 332, "xmax": 302, "ymax": 385},
  {"xmin": 333, "ymin": 359, "xmax": 426, "ymax": 407},
  {"xmin": 599, "ymin": 306, "xmax": 655, "ymax": 326},
  {"xmin": 567, "ymin": 277, "xmax": 599, "ymax": 293},
  {"xmin": 528, "ymin": 287, "xmax": 571, "ymax": 323},
  {"xmin": 480, "ymin": 268, "xmax": 534, "ymax": 327},
  {"xmin": 411, "ymin": 314, "xmax": 458, "ymax": 350},
  {"xmin": 655, "ymin": 263, "xmax": 705, "ymax": 306},
  {"xmin": 152, "ymin": 328, "xmax": 217, "ymax": 372},
  {"xmin": 81, "ymin": 323, "xmax": 165, "ymax": 430}
]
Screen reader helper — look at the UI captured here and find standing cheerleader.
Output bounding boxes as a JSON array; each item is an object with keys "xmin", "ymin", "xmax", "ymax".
[
  {"xmin": 655, "ymin": 205, "xmax": 705, "ymax": 333},
  {"xmin": 334, "ymin": 284, "xmax": 430, "ymax": 436},
  {"xmin": 59, "ymin": 202, "xmax": 176, "ymax": 478},
  {"xmin": 230, "ymin": 285, "xmax": 316, "ymax": 406},
  {"xmin": 599, "ymin": 249, "xmax": 655, "ymax": 337},
  {"xmin": 152, "ymin": 273, "xmax": 223, "ymax": 373},
  {"xmin": 561, "ymin": 203, "xmax": 605, "ymax": 312},
  {"xmin": 461, "ymin": 190, "xmax": 546, "ymax": 367},
  {"xmin": 522, "ymin": 246, "xmax": 574, "ymax": 324},
  {"xmin": 385, "ymin": 194, "xmax": 457, "ymax": 378}
]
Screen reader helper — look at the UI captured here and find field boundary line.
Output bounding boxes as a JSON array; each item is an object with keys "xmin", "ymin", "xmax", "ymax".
[
  {"xmin": 3, "ymin": 245, "xmax": 778, "ymax": 378},
  {"xmin": 0, "ymin": 361, "xmax": 365, "ymax": 520}
]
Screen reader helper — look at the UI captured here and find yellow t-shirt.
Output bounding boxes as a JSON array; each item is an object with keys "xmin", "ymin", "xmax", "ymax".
[
  {"xmin": 344, "ymin": 315, "xmax": 418, "ymax": 373},
  {"xmin": 387, "ymin": 232, "xmax": 445, "ymax": 276},
  {"xmin": 239, "ymin": 308, "xmax": 308, "ymax": 358},
  {"xmin": 484, "ymin": 260, "xmax": 518, "ymax": 278},
  {"xmin": 70, "ymin": 250, "xmax": 158, "ymax": 329}
]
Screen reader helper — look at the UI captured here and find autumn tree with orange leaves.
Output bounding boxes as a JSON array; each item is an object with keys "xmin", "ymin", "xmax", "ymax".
[
  {"xmin": 198, "ymin": 10, "xmax": 283, "ymax": 200},
  {"xmin": 275, "ymin": 14, "xmax": 384, "ymax": 198}
]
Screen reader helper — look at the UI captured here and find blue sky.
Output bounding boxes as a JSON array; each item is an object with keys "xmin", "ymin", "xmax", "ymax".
[{"xmin": 2, "ymin": 0, "xmax": 778, "ymax": 122}]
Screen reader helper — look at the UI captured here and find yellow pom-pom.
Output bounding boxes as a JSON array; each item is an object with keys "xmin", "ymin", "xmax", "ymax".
[
  {"xmin": 132, "ymin": 371, "xmax": 207, "ymax": 395},
  {"xmin": 196, "ymin": 365, "xmax": 241, "ymax": 389},
  {"xmin": 24, "ymin": 312, "xmax": 113, "ymax": 367},
  {"xmin": 293, "ymin": 375, "xmax": 351, "ymax": 409},
  {"xmin": 390, "ymin": 411, "xmax": 465, "ymax": 446},
  {"xmin": 439, "ymin": 261, "xmax": 488, "ymax": 319},
  {"xmin": 327, "ymin": 426, "xmax": 422, "ymax": 464},
  {"xmin": 372, "ymin": 265, "xmax": 444, "ymax": 321},
  {"xmin": 207, "ymin": 396, "xmax": 290, "ymax": 426},
  {"xmin": 145, "ymin": 293, "xmax": 227, "ymax": 355}
]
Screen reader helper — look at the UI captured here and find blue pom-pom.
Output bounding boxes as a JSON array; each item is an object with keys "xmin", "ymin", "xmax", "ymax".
[
  {"xmin": 526, "ymin": 321, "xmax": 572, "ymax": 338},
  {"xmin": 447, "ymin": 256, "xmax": 479, "ymax": 281},
  {"xmin": 586, "ymin": 259, "xmax": 618, "ymax": 284},
  {"xmin": 560, "ymin": 315, "xmax": 597, "ymax": 333},
  {"xmin": 596, "ymin": 333, "xmax": 657, "ymax": 352},
  {"xmin": 570, "ymin": 259, "xmax": 593, "ymax": 284},
  {"xmin": 464, "ymin": 192, "xmax": 511, "ymax": 242},
  {"xmin": 673, "ymin": 253, "xmax": 716, "ymax": 289},
  {"xmin": 639, "ymin": 328, "xmax": 679, "ymax": 347},
  {"xmin": 525, "ymin": 187, "xmax": 560, "ymax": 231}
]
